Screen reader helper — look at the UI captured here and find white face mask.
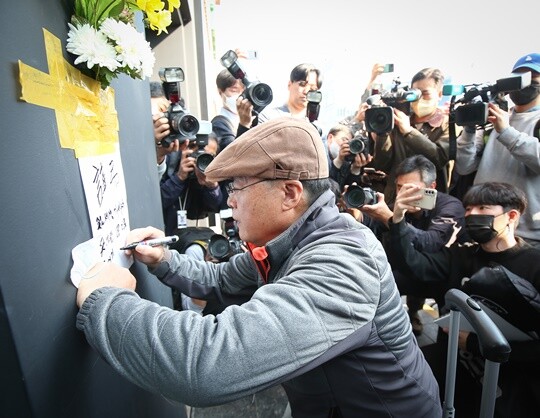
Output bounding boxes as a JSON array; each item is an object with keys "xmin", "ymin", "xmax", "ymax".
[
  {"xmin": 411, "ymin": 97, "xmax": 439, "ymax": 118},
  {"xmin": 328, "ymin": 142, "xmax": 341, "ymax": 159},
  {"xmin": 224, "ymin": 94, "xmax": 239, "ymax": 114}
]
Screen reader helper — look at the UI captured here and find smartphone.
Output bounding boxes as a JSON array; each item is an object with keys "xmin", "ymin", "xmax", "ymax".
[
  {"xmin": 414, "ymin": 188, "xmax": 437, "ymax": 210},
  {"xmin": 383, "ymin": 63, "xmax": 394, "ymax": 73}
]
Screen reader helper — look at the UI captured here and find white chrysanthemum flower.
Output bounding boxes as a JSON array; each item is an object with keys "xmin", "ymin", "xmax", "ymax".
[
  {"xmin": 139, "ymin": 44, "xmax": 156, "ymax": 78},
  {"xmin": 66, "ymin": 23, "xmax": 120, "ymax": 71},
  {"xmin": 101, "ymin": 18, "xmax": 155, "ymax": 77},
  {"xmin": 100, "ymin": 18, "xmax": 131, "ymax": 42}
]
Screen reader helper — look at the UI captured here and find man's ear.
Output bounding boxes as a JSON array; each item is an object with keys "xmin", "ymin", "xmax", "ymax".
[
  {"xmin": 507, "ymin": 209, "xmax": 520, "ymax": 224},
  {"xmin": 281, "ymin": 180, "xmax": 303, "ymax": 210}
]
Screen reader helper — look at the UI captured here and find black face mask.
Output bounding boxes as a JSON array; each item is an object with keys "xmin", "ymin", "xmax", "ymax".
[
  {"xmin": 509, "ymin": 83, "xmax": 540, "ymax": 106},
  {"xmin": 465, "ymin": 214, "xmax": 498, "ymax": 244}
]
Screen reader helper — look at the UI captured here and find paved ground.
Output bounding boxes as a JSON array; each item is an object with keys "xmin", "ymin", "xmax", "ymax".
[{"xmin": 186, "ymin": 299, "xmax": 441, "ymax": 418}]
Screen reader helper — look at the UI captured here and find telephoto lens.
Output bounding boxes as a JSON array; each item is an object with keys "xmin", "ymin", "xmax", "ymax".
[{"xmin": 344, "ymin": 185, "xmax": 377, "ymax": 208}]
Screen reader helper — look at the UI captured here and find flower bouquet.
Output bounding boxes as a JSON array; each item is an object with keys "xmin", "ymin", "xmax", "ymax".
[{"xmin": 66, "ymin": 0, "xmax": 180, "ymax": 88}]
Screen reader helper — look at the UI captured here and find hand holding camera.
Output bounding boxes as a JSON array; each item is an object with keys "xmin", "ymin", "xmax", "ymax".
[
  {"xmin": 444, "ymin": 71, "xmax": 531, "ymax": 127},
  {"xmin": 237, "ymin": 96, "xmax": 255, "ymax": 128},
  {"xmin": 220, "ymin": 50, "xmax": 273, "ymax": 115},
  {"xmin": 177, "ymin": 148, "xmax": 196, "ymax": 181},
  {"xmin": 343, "ymin": 185, "xmax": 378, "ymax": 209},
  {"xmin": 392, "ymin": 108, "xmax": 413, "ymax": 136},
  {"xmin": 487, "ymin": 102, "xmax": 510, "ymax": 133},
  {"xmin": 365, "ymin": 77, "xmax": 421, "ymax": 134},
  {"xmin": 154, "ymin": 113, "xmax": 189, "ymax": 163},
  {"xmin": 353, "ymin": 102, "xmax": 369, "ymax": 124},
  {"xmin": 158, "ymin": 67, "xmax": 201, "ymax": 147},
  {"xmin": 354, "ymin": 188, "xmax": 393, "ymax": 225},
  {"xmin": 344, "ymin": 135, "xmax": 372, "ymax": 167}
]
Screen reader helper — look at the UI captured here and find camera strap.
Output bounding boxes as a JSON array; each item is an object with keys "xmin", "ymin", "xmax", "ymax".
[
  {"xmin": 178, "ymin": 187, "xmax": 188, "ymax": 211},
  {"xmin": 448, "ymin": 121, "xmax": 457, "ymax": 160},
  {"xmin": 177, "ymin": 188, "xmax": 189, "ymax": 229}
]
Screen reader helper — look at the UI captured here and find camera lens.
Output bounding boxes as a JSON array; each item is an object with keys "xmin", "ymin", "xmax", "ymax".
[
  {"xmin": 365, "ymin": 107, "xmax": 394, "ymax": 134},
  {"xmin": 178, "ymin": 114, "xmax": 200, "ymax": 137},
  {"xmin": 349, "ymin": 138, "xmax": 366, "ymax": 155},
  {"xmin": 196, "ymin": 153, "xmax": 214, "ymax": 172},
  {"xmin": 344, "ymin": 186, "xmax": 377, "ymax": 208},
  {"xmin": 208, "ymin": 235, "xmax": 231, "ymax": 260},
  {"xmin": 249, "ymin": 83, "xmax": 273, "ymax": 107}
]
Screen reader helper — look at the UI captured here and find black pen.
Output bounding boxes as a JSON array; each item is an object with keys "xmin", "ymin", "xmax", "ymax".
[{"xmin": 120, "ymin": 235, "xmax": 179, "ymax": 250}]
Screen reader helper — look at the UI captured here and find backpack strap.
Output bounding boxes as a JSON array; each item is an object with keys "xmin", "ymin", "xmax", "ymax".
[{"xmin": 211, "ymin": 115, "xmax": 234, "ymax": 133}]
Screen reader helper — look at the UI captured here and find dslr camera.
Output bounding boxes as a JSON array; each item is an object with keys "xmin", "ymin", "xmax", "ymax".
[
  {"xmin": 444, "ymin": 72, "xmax": 531, "ymax": 126},
  {"xmin": 187, "ymin": 120, "xmax": 214, "ymax": 173},
  {"xmin": 343, "ymin": 185, "xmax": 377, "ymax": 208},
  {"xmin": 365, "ymin": 77, "xmax": 421, "ymax": 134},
  {"xmin": 345, "ymin": 133, "xmax": 370, "ymax": 161},
  {"xmin": 207, "ymin": 216, "xmax": 243, "ymax": 261},
  {"xmin": 220, "ymin": 50, "xmax": 273, "ymax": 114},
  {"xmin": 159, "ymin": 67, "xmax": 200, "ymax": 147}
]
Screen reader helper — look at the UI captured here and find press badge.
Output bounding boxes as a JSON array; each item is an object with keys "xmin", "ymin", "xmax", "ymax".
[{"xmin": 177, "ymin": 210, "xmax": 187, "ymax": 228}]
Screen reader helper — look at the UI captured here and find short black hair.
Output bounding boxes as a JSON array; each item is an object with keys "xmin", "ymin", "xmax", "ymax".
[
  {"xmin": 301, "ymin": 178, "xmax": 331, "ymax": 205},
  {"xmin": 395, "ymin": 155, "xmax": 436, "ymax": 185},
  {"xmin": 462, "ymin": 182, "xmax": 527, "ymax": 214},
  {"xmin": 290, "ymin": 63, "xmax": 323, "ymax": 89},
  {"xmin": 216, "ymin": 69, "xmax": 238, "ymax": 93}
]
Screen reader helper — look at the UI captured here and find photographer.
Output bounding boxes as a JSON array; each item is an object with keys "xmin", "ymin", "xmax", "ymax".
[
  {"xmin": 149, "ymin": 81, "xmax": 185, "ymax": 178},
  {"xmin": 370, "ymin": 68, "xmax": 454, "ymax": 207},
  {"xmin": 237, "ymin": 63, "xmax": 323, "ymax": 135},
  {"xmin": 211, "ymin": 69, "xmax": 245, "ymax": 151},
  {"xmin": 359, "ymin": 155, "xmax": 469, "ymax": 335},
  {"xmin": 327, "ymin": 124, "xmax": 375, "ymax": 191},
  {"xmin": 456, "ymin": 52, "xmax": 540, "ymax": 248},
  {"xmin": 160, "ymin": 133, "xmax": 222, "ymax": 236}
]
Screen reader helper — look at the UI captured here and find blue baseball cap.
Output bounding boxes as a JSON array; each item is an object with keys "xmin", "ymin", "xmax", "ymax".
[{"xmin": 512, "ymin": 53, "xmax": 540, "ymax": 73}]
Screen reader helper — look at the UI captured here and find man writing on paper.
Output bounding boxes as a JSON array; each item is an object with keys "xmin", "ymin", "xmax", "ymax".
[{"xmin": 75, "ymin": 117, "xmax": 441, "ymax": 417}]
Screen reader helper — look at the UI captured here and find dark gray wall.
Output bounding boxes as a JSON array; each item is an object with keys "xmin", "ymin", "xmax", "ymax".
[{"xmin": 0, "ymin": 1, "xmax": 185, "ymax": 417}]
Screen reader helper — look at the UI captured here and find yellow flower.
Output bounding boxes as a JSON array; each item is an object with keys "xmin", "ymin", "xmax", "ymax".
[
  {"xmin": 136, "ymin": 0, "xmax": 165, "ymax": 13},
  {"xmin": 167, "ymin": 0, "xmax": 180, "ymax": 12},
  {"xmin": 147, "ymin": 9, "xmax": 172, "ymax": 35}
]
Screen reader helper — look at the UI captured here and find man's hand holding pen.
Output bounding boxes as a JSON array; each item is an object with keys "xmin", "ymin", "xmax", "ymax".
[{"xmin": 122, "ymin": 226, "xmax": 170, "ymax": 267}]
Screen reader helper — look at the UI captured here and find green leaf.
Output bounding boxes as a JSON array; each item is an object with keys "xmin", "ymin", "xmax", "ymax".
[{"xmin": 95, "ymin": 0, "xmax": 126, "ymax": 25}]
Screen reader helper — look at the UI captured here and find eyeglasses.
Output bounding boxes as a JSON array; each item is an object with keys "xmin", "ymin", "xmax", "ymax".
[{"xmin": 226, "ymin": 179, "xmax": 269, "ymax": 195}]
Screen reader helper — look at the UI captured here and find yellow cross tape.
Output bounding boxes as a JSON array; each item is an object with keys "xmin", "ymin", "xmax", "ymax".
[{"xmin": 18, "ymin": 28, "xmax": 119, "ymax": 158}]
